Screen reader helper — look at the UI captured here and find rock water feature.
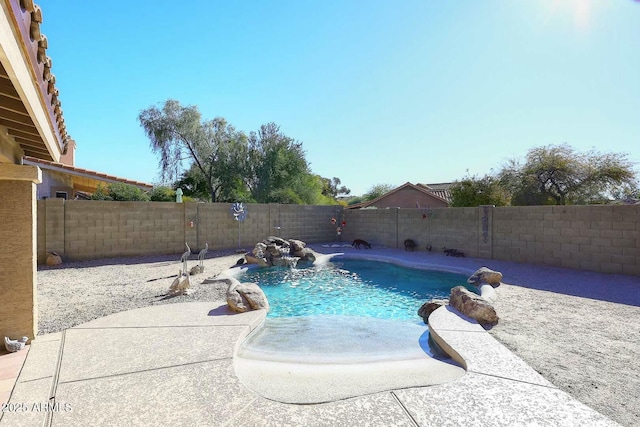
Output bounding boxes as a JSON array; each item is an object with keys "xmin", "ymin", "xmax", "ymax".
[
  {"xmin": 204, "ymin": 237, "xmax": 318, "ymax": 313},
  {"xmin": 244, "ymin": 237, "xmax": 316, "ymax": 268}
]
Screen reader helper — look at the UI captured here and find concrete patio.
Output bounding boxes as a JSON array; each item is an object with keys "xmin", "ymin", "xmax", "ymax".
[{"xmin": 1, "ymin": 280, "xmax": 618, "ymax": 426}]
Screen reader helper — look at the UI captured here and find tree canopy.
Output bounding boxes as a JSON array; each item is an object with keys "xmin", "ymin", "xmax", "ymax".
[
  {"xmin": 138, "ymin": 100, "xmax": 246, "ymax": 202},
  {"xmin": 91, "ymin": 183, "xmax": 150, "ymax": 201},
  {"xmin": 139, "ymin": 100, "xmax": 346, "ymax": 204},
  {"xmin": 363, "ymin": 183, "xmax": 395, "ymax": 201},
  {"xmin": 449, "ymin": 173, "xmax": 509, "ymax": 207},
  {"xmin": 499, "ymin": 144, "xmax": 636, "ymax": 205},
  {"xmin": 451, "ymin": 144, "xmax": 637, "ymax": 206}
]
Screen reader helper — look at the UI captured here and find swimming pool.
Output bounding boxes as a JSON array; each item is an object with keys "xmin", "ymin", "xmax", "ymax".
[
  {"xmin": 233, "ymin": 254, "xmax": 469, "ymax": 403},
  {"xmin": 240, "ymin": 256, "xmax": 469, "ymax": 322}
]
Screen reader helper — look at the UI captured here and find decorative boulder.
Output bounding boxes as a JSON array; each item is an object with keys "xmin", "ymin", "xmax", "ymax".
[
  {"xmin": 288, "ymin": 239, "xmax": 306, "ymax": 253},
  {"xmin": 245, "ymin": 253, "xmax": 269, "ymax": 267},
  {"xmin": 449, "ymin": 286, "xmax": 499, "ymax": 327},
  {"xmin": 190, "ymin": 265, "xmax": 205, "ymax": 275},
  {"xmin": 467, "ymin": 267, "xmax": 503, "ymax": 288},
  {"xmin": 418, "ymin": 299, "xmax": 448, "ymax": 324},
  {"xmin": 292, "ymin": 248, "xmax": 316, "ymax": 263},
  {"xmin": 46, "ymin": 252, "xmax": 62, "ymax": 266},
  {"xmin": 266, "ymin": 244, "xmax": 283, "ymax": 258},
  {"xmin": 253, "ymin": 242, "xmax": 267, "ymax": 257},
  {"xmin": 263, "ymin": 236, "xmax": 289, "ymax": 247},
  {"xmin": 227, "ymin": 282, "xmax": 269, "ymax": 313}
]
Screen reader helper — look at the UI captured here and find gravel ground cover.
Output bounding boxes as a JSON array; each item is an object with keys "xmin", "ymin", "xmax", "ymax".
[
  {"xmin": 37, "ymin": 250, "xmax": 242, "ymax": 334},
  {"xmin": 37, "ymin": 250, "xmax": 640, "ymax": 426},
  {"xmin": 490, "ymin": 284, "xmax": 640, "ymax": 427}
]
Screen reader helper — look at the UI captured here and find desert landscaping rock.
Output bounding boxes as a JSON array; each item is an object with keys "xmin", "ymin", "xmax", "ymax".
[
  {"xmin": 418, "ymin": 299, "xmax": 448, "ymax": 324},
  {"xmin": 46, "ymin": 252, "xmax": 62, "ymax": 266},
  {"xmin": 226, "ymin": 281, "xmax": 270, "ymax": 313},
  {"xmin": 449, "ymin": 285, "xmax": 499, "ymax": 326},
  {"xmin": 467, "ymin": 267, "xmax": 503, "ymax": 287}
]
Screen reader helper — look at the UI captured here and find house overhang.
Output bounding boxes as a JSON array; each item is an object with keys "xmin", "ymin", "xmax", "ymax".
[
  {"xmin": 23, "ymin": 156, "xmax": 154, "ymax": 193},
  {"xmin": 0, "ymin": 0, "xmax": 68, "ymax": 163}
]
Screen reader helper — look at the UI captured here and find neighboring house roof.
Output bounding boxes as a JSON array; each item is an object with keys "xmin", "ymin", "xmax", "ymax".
[
  {"xmin": 417, "ymin": 182, "xmax": 453, "ymax": 203},
  {"xmin": 23, "ymin": 156, "xmax": 153, "ymax": 193},
  {"xmin": 0, "ymin": 0, "xmax": 69, "ymax": 162},
  {"xmin": 347, "ymin": 182, "xmax": 451, "ymax": 209}
]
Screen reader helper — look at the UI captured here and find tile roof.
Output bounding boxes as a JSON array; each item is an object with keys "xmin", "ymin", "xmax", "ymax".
[
  {"xmin": 417, "ymin": 183, "xmax": 453, "ymax": 203},
  {"xmin": 23, "ymin": 156, "xmax": 153, "ymax": 191},
  {"xmin": 1, "ymin": 1, "xmax": 70, "ymax": 160}
]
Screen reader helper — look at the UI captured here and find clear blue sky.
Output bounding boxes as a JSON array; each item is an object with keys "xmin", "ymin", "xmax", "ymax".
[{"xmin": 38, "ymin": 0, "xmax": 640, "ymax": 196}]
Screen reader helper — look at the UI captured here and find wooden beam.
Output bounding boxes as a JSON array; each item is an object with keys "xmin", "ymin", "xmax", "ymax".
[
  {"xmin": 0, "ymin": 94, "xmax": 30, "ymax": 115},
  {"xmin": 23, "ymin": 148, "xmax": 53, "ymax": 160},
  {"xmin": 7, "ymin": 128, "xmax": 42, "ymax": 142},
  {"xmin": 0, "ymin": 117, "xmax": 39, "ymax": 135},
  {"xmin": 0, "ymin": 79, "xmax": 21, "ymax": 99},
  {"xmin": 0, "ymin": 107, "xmax": 35, "ymax": 123},
  {"xmin": 14, "ymin": 136, "xmax": 47, "ymax": 150}
]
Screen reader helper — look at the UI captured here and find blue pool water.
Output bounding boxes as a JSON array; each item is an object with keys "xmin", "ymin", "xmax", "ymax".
[{"xmin": 240, "ymin": 257, "xmax": 469, "ymax": 323}]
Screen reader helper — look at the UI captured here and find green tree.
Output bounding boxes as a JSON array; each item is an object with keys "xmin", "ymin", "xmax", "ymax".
[
  {"xmin": 363, "ymin": 183, "xmax": 395, "ymax": 201},
  {"xmin": 450, "ymin": 174, "xmax": 510, "ymax": 207},
  {"xmin": 91, "ymin": 183, "xmax": 150, "ymax": 201},
  {"xmin": 609, "ymin": 181, "xmax": 640, "ymax": 203},
  {"xmin": 138, "ymin": 100, "xmax": 246, "ymax": 202},
  {"xmin": 499, "ymin": 144, "xmax": 637, "ymax": 205},
  {"xmin": 148, "ymin": 186, "xmax": 175, "ymax": 202},
  {"xmin": 347, "ymin": 196, "xmax": 364, "ymax": 205},
  {"xmin": 172, "ymin": 165, "xmax": 210, "ymax": 201},
  {"xmin": 320, "ymin": 177, "xmax": 351, "ymax": 199},
  {"xmin": 245, "ymin": 123, "xmax": 321, "ymax": 204}
]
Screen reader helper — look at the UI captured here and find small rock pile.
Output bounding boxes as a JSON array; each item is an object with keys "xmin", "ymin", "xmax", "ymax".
[
  {"xmin": 418, "ymin": 267, "xmax": 503, "ymax": 327},
  {"xmin": 245, "ymin": 236, "xmax": 316, "ymax": 267}
]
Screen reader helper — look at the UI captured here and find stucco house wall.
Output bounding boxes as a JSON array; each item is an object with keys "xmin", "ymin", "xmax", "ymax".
[{"xmin": 37, "ymin": 169, "xmax": 74, "ymax": 199}]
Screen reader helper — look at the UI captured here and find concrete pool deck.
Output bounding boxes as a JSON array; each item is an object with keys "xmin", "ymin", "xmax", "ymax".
[{"xmin": 1, "ymin": 248, "xmax": 624, "ymax": 426}]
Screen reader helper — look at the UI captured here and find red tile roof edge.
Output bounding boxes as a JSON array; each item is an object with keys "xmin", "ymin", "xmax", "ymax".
[{"xmin": 23, "ymin": 156, "xmax": 153, "ymax": 189}]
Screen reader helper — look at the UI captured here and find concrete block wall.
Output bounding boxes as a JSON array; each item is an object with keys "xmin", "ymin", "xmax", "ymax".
[
  {"xmin": 35, "ymin": 201, "xmax": 639, "ymax": 276},
  {"xmin": 65, "ymin": 201, "xmax": 186, "ymax": 260},
  {"xmin": 493, "ymin": 205, "xmax": 640, "ymax": 276},
  {"xmin": 345, "ymin": 207, "xmax": 480, "ymax": 255},
  {"xmin": 37, "ymin": 201, "xmax": 341, "ymax": 262},
  {"xmin": 427, "ymin": 207, "xmax": 478, "ymax": 255},
  {"xmin": 274, "ymin": 204, "xmax": 339, "ymax": 243},
  {"xmin": 342, "ymin": 205, "xmax": 639, "ymax": 276},
  {"xmin": 343, "ymin": 209, "xmax": 399, "ymax": 247},
  {"xmin": 195, "ymin": 203, "xmax": 271, "ymax": 251}
]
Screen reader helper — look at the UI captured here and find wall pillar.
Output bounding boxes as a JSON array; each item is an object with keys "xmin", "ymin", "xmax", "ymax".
[
  {"xmin": 477, "ymin": 205, "xmax": 494, "ymax": 259},
  {"xmin": 0, "ymin": 164, "xmax": 42, "ymax": 340},
  {"xmin": 269, "ymin": 204, "xmax": 281, "ymax": 237}
]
